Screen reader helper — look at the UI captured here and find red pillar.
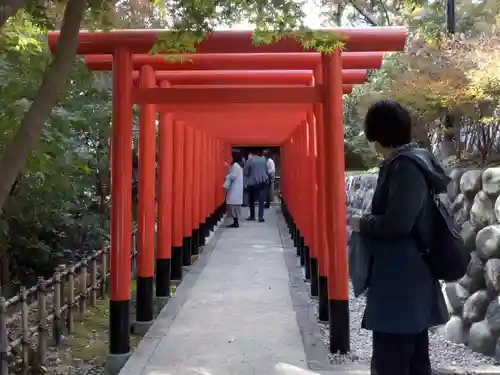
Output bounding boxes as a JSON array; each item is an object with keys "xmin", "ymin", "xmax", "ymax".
[
  {"xmin": 297, "ymin": 123, "xmax": 307, "ymax": 268},
  {"xmin": 287, "ymin": 130, "xmax": 298, "ymax": 253},
  {"xmin": 306, "ymin": 112, "xmax": 319, "ymax": 295},
  {"xmin": 171, "ymin": 121, "xmax": 185, "ymax": 280},
  {"xmin": 136, "ymin": 64, "xmax": 156, "ymax": 331},
  {"xmin": 108, "ymin": 47, "xmax": 133, "ymax": 365},
  {"xmin": 314, "ymin": 65, "xmax": 330, "ymax": 323},
  {"xmin": 183, "ymin": 125, "xmax": 195, "ymax": 265},
  {"xmin": 322, "ymin": 50, "xmax": 349, "ymax": 354},
  {"xmin": 209, "ymin": 138, "xmax": 216, "ymax": 227},
  {"xmin": 192, "ymin": 129, "xmax": 202, "ymax": 254},
  {"xmin": 199, "ymin": 132, "xmax": 209, "ymax": 244},
  {"xmin": 156, "ymin": 80, "xmax": 174, "ymax": 300}
]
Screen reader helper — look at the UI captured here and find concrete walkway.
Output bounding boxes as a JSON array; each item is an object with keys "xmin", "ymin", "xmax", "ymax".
[{"xmin": 119, "ymin": 208, "xmax": 364, "ymax": 375}]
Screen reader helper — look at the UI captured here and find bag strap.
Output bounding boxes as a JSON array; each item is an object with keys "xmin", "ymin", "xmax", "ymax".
[{"xmin": 387, "ymin": 153, "xmax": 434, "ymax": 255}]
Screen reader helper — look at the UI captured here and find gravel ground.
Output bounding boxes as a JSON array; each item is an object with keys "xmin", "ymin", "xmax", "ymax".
[{"xmin": 299, "ymin": 257, "xmax": 499, "ymax": 372}]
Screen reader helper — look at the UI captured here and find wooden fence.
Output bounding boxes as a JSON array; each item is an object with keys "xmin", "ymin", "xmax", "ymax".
[{"xmin": 0, "ymin": 248, "xmax": 110, "ymax": 375}]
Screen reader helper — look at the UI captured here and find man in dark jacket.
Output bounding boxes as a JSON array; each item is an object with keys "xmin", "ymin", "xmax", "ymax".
[
  {"xmin": 243, "ymin": 150, "xmax": 269, "ymax": 222},
  {"xmin": 349, "ymin": 100, "xmax": 449, "ymax": 375}
]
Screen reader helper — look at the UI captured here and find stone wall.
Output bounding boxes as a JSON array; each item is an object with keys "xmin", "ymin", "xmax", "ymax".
[{"xmin": 345, "ymin": 167, "xmax": 500, "ymax": 358}]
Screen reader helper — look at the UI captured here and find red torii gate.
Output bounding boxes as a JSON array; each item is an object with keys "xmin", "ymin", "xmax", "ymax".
[
  {"xmin": 48, "ymin": 27, "xmax": 407, "ymax": 373},
  {"xmin": 83, "ymin": 55, "xmax": 371, "ymax": 336}
]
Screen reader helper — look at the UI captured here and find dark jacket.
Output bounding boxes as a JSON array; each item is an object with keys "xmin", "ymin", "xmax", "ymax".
[
  {"xmin": 244, "ymin": 155, "xmax": 269, "ymax": 186},
  {"xmin": 359, "ymin": 143, "xmax": 449, "ymax": 334}
]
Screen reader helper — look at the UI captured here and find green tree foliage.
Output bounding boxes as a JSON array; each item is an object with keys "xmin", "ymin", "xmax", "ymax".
[
  {"xmin": 0, "ymin": 39, "xmax": 112, "ymax": 294},
  {"xmin": 0, "ymin": 0, "xmax": 347, "ymax": 295},
  {"xmin": 336, "ymin": 0, "xmax": 500, "ymax": 169}
]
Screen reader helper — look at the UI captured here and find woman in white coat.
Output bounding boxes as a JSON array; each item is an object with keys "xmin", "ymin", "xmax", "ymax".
[{"xmin": 224, "ymin": 152, "xmax": 244, "ymax": 228}]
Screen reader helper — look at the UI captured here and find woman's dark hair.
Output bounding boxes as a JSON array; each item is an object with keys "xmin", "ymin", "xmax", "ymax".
[
  {"xmin": 232, "ymin": 151, "xmax": 242, "ymax": 166},
  {"xmin": 364, "ymin": 100, "xmax": 412, "ymax": 148}
]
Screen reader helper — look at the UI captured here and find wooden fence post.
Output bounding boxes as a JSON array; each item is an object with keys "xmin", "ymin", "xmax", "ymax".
[
  {"xmin": 100, "ymin": 249, "xmax": 108, "ymax": 296},
  {"xmin": 36, "ymin": 278, "xmax": 47, "ymax": 370},
  {"xmin": 0, "ymin": 297, "xmax": 8, "ymax": 375},
  {"xmin": 79, "ymin": 261, "xmax": 88, "ymax": 316},
  {"xmin": 67, "ymin": 267, "xmax": 75, "ymax": 334},
  {"xmin": 91, "ymin": 254, "xmax": 98, "ymax": 307},
  {"xmin": 53, "ymin": 268, "xmax": 62, "ymax": 346},
  {"xmin": 20, "ymin": 287, "xmax": 28, "ymax": 375}
]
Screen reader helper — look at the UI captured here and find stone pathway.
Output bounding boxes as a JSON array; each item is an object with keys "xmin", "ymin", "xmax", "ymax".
[{"xmin": 119, "ymin": 208, "xmax": 363, "ymax": 375}]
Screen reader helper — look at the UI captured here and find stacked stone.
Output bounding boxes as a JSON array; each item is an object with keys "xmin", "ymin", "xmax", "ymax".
[{"xmin": 344, "ymin": 167, "xmax": 500, "ymax": 359}]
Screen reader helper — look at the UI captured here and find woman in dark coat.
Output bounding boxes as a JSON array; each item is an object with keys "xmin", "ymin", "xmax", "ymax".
[{"xmin": 349, "ymin": 100, "xmax": 449, "ymax": 375}]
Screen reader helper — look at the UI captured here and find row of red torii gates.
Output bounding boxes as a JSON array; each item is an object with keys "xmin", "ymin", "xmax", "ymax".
[{"xmin": 48, "ymin": 27, "xmax": 407, "ymax": 372}]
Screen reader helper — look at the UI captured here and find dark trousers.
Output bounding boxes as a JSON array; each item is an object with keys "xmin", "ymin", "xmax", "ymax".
[
  {"xmin": 266, "ymin": 177, "xmax": 274, "ymax": 206},
  {"xmin": 371, "ymin": 330, "xmax": 431, "ymax": 375},
  {"xmin": 248, "ymin": 182, "xmax": 266, "ymax": 219}
]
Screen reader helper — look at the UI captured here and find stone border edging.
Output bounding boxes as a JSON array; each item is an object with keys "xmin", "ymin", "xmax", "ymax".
[{"xmin": 276, "ymin": 208, "xmax": 362, "ymax": 374}]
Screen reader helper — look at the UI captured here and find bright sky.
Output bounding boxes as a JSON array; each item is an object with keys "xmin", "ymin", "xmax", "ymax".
[{"xmin": 228, "ymin": 1, "xmax": 324, "ymax": 29}]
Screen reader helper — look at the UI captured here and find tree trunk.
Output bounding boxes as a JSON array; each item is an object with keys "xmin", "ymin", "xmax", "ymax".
[
  {"xmin": 0, "ymin": 0, "xmax": 86, "ymax": 212},
  {"xmin": 0, "ymin": 247, "xmax": 10, "ymax": 297}
]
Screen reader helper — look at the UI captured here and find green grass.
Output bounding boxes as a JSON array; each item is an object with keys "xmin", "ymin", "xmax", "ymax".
[
  {"xmin": 64, "ymin": 282, "xmax": 176, "ymax": 365},
  {"xmin": 66, "ymin": 297, "xmax": 141, "ymax": 364}
]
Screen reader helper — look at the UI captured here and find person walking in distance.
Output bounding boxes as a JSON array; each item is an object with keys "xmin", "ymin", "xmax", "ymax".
[
  {"xmin": 263, "ymin": 149, "xmax": 276, "ymax": 208},
  {"xmin": 243, "ymin": 150, "xmax": 269, "ymax": 222},
  {"xmin": 223, "ymin": 152, "xmax": 244, "ymax": 228}
]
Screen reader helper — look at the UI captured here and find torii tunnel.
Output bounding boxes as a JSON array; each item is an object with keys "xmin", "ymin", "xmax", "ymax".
[{"xmin": 48, "ymin": 27, "xmax": 407, "ymax": 372}]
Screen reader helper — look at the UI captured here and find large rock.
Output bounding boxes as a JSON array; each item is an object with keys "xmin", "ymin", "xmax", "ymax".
[
  {"xmin": 485, "ymin": 259, "xmax": 500, "ymax": 293},
  {"xmin": 463, "ymin": 290, "xmax": 491, "ymax": 324},
  {"xmin": 459, "ymin": 252, "xmax": 486, "ymax": 294},
  {"xmin": 448, "ymin": 168, "xmax": 465, "ymax": 202},
  {"xmin": 451, "ymin": 193, "xmax": 466, "ymax": 215},
  {"xmin": 442, "ymin": 282, "xmax": 470, "ymax": 315},
  {"xmin": 460, "ymin": 170, "xmax": 484, "ymax": 200},
  {"xmin": 470, "ymin": 190, "xmax": 497, "ymax": 229},
  {"xmin": 444, "ymin": 315, "xmax": 469, "ymax": 344},
  {"xmin": 360, "ymin": 189, "xmax": 374, "ymax": 213},
  {"xmin": 362, "ymin": 173, "xmax": 378, "ymax": 189},
  {"xmin": 460, "ymin": 221, "xmax": 478, "ymax": 252},
  {"xmin": 476, "ymin": 225, "xmax": 500, "ymax": 260},
  {"xmin": 482, "ymin": 167, "xmax": 500, "ymax": 196},
  {"xmin": 485, "ymin": 297, "xmax": 500, "ymax": 333},
  {"xmin": 468, "ymin": 320, "xmax": 498, "ymax": 356},
  {"xmin": 494, "ymin": 195, "xmax": 500, "ymax": 223},
  {"xmin": 457, "ymin": 200, "xmax": 473, "ymax": 226}
]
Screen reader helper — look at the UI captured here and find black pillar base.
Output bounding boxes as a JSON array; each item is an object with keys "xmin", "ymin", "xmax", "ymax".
[
  {"xmin": 310, "ymin": 257, "xmax": 319, "ymax": 297},
  {"xmin": 191, "ymin": 228, "xmax": 200, "ymax": 255},
  {"xmin": 318, "ymin": 275, "xmax": 329, "ymax": 322},
  {"xmin": 218, "ymin": 204, "xmax": 225, "ymax": 220},
  {"xmin": 202, "ymin": 219, "xmax": 210, "ymax": 240},
  {"xmin": 328, "ymin": 299, "xmax": 350, "ymax": 354},
  {"xmin": 155, "ymin": 258, "xmax": 171, "ymax": 298},
  {"xmin": 171, "ymin": 246, "xmax": 183, "ymax": 280},
  {"xmin": 294, "ymin": 229, "xmax": 300, "ymax": 256},
  {"xmin": 304, "ymin": 246, "xmax": 311, "ymax": 279},
  {"xmin": 199, "ymin": 222, "xmax": 206, "ymax": 246},
  {"xmin": 109, "ymin": 300, "xmax": 130, "ymax": 355},
  {"xmin": 136, "ymin": 276, "xmax": 154, "ymax": 323},
  {"xmin": 299, "ymin": 237, "xmax": 305, "ymax": 266},
  {"xmin": 182, "ymin": 236, "xmax": 192, "ymax": 266},
  {"xmin": 208, "ymin": 213, "xmax": 215, "ymax": 232}
]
